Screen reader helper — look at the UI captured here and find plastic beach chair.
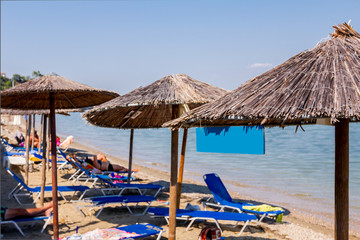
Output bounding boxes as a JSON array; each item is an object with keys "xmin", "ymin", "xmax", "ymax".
[
  {"xmin": 1, "ymin": 138, "xmax": 27, "ymax": 152},
  {"xmin": 71, "ymin": 195, "xmax": 157, "ymax": 216},
  {"xmin": 148, "ymin": 207, "xmax": 257, "ymax": 236},
  {"xmin": 0, "ymin": 214, "xmax": 52, "ymax": 236},
  {"xmin": 95, "ymin": 175, "xmax": 164, "ymax": 196},
  {"xmin": 116, "ymin": 223, "xmax": 164, "ymax": 240},
  {"xmin": 6, "ymin": 168, "xmax": 90, "ymax": 205},
  {"xmin": 2, "ymin": 148, "xmax": 66, "ymax": 170},
  {"xmin": 203, "ymin": 173, "xmax": 285, "ymax": 223}
]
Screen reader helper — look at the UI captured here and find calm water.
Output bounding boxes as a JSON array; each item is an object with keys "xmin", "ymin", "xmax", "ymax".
[{"xmin": 55, "ymin": 113, "xmax": 360, "ymax": 225}]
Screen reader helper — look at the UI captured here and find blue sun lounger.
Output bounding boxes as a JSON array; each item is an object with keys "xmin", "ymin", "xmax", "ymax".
[
  {"xmin": 1, "ymin": 215, "xmax": 52, "ymax": 236},
  {"xmin": 203, "ymin": 173, "xmax": 285, "ymax": 223},
  {"xmin": 95, "ymin": 175, "xmax": 164, "ymax": 197},
  {"xmin": 1, "ymin": 138, "xmax": 27, "ymax": 152},
  {"xmin": 2, "ymin": 148, "xmax": 67, "ymax": 170},
  {"xmin": 72, "ymin": 195, "xmax": 157, "ymax": 216},
  {"xmin": 117, "ymin": 223, "xmax": 164, "ymax": 240},
  {"xmin": 7, "ymin": 168, "xmax": 90, "ymax": 205},
  {"xmin": 148, "ymin": 207, "xmax": 257, "ymax": 236}
]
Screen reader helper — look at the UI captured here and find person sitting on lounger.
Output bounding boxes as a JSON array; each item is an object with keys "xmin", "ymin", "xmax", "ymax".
[
  {"xmin": 1, "ymin": 201, "xmax": 53, "ymax": 221},
  {"xmin": 29, "ymin": 131, "xmax": 40, "ymax": 148}
]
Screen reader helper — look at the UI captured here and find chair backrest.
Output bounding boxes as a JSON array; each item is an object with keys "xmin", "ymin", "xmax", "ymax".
[
  {"xmin": 203, "ymin": 173, "xmax": 233, "ymax": 204},
  {"xmin": 95, "ymin": 175, "xmax": 116, "ymax": 186},
  {"xmin": 58, "ymin": 149, "xmax": 92, "ymax": 175},
  {"xmin": 6, "ymin": 168, "xmax": 32, "ymax": 191}
]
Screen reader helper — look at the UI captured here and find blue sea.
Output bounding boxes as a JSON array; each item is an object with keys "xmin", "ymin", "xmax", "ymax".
[{"xmin": 55, "ymin": 113, "xmax": 360, "ymax": 227}]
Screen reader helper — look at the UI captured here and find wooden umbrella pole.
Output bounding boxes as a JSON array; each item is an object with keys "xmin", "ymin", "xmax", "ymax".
[
  {"xmin": 169, "ymin": 105, "xmax": 179, "ymax": 240},
  {"xmin": 31, "ymin": 114, "xmax": 35, "ymax": 150},
  {"xmin": 25, "ymin": 115, "xmax": 31, "ymax": 185},
  {"xmin": 335, "ymin": 119, "xmax": 349, "ymax": 240},
  {"xmin": 39, "ymin": 115, "xmax": 44, "ymax": 155},
  {"xmin": 39, "ymin": 115, "xmax": 48, "ymax": 206},
  {"xmin": 128, "ymin": 129, "xmax": 134, "ymax": 184},
  {"xmin": 46, "ymin": 116, "xmax": 50, "ymax": 171},
  {"xmin": 49, "ymin": 92, "xmax": 59, "ymax": 239},
  {"xmin": 176, "ymin": 128, "xmax": 188, "ymax": 209}
]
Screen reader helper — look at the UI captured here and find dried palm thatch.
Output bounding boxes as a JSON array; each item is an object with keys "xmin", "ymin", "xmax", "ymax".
[
  {"xmin": 1, "ymin": 108, "xmax": 83, "ymax": 115},
  {"xmin": 83, "ymin": 74, "xmax": 228, "ymax": 128},
  {"xmin": 164, "ymin": 23, "xmax": 360, "ymax": 129},
  {"xmin": 1, "ymin": 75, "xmax": 119, "ymax": 109}
]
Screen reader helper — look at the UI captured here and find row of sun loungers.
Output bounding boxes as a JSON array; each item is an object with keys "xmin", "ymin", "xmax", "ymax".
[{"xmin": 2, "ymin": 140, "xmax": 285, "ymax": 238}]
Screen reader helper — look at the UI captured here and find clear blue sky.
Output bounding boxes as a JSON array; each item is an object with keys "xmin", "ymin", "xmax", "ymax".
[{"xmin": 1, "ymin": 0, "xmax": 359, "ymax": 94}]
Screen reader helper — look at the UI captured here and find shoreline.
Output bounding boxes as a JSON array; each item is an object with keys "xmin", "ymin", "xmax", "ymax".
[{"xmin": 1, "ymin": 116, "xmax": 359, "ymax": 239}]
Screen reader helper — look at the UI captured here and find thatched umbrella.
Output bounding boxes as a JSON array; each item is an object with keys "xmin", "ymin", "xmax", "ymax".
[
  {"xmin": 164, "ymin": 23, "xmax": 360, "ymax": 240},
  {"xmin": 1, "ymin": 74, "xmax": 119, "ymax": 239},
  {"xmin": 83, "ymin": 74, "xmax": 228, "ymax": 240}
]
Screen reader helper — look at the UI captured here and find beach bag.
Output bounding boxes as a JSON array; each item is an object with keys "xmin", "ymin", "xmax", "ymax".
[{"xmin": 198, "ymin": 226, "xmax": 221, "ymax": 240}]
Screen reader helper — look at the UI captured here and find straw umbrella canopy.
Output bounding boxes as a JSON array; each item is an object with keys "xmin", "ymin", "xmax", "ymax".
[
  {"xmin": 1, "ymin": 108, "xmax": 83, "ymax": 116},
  {"xmin": 83, "ymin": 73, "xmax": 228, "ymax": 240},
  {"xmin": 164, "ymin": 23, "xmax": 360, "ymax": 240},
  {"xmin": 1, "ymin": 74, "xmax": 119, "ymax": 239},
  {"xmin": 84, "ymin": 74, "xmax": 228, "ymax": 128}
]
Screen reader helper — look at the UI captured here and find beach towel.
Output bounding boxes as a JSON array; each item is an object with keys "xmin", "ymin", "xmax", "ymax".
[
  {"xmin": 242, "ymin": 204, "xmax": 283, "ymax": 212},
  {"xmin": 60, "ymin": 228, "xmax": 140, "ymax": 240},
  {"xmin": 59, "ymin": 136, "xmax": 73, "ymax": 149},
  {"xmin": 242, "ymin": 204, "xmax": 284, "ymax": 222}
]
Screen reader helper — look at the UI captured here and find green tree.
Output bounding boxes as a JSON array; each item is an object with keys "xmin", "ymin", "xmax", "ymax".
[
  {"xmin": 1, "ymin": 75, "xmax": 12, "ymax": 90},
  {"xmin": 32, "ymin": 70, "xmax": 43, "ymax": 78},
  {"xmin": 1, "ymin": 71, "xmax": 43, "ymax": 90},
  {"xmin": 12, "ymin": 74, "xmax": 22, "ymax": 83}
]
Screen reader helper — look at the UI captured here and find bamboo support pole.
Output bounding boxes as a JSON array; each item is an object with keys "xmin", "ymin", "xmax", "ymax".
[
  {"xmin": 169, "ymin": 105, "xmax": 179, "ymax": 240},
  {"xmin": 335, "ymin": 119, "xmax": 349, "ymax": 240},
  {"xmin": 49, "ymin": 92, "xmax": 59, "ymax": 239},
  {"xmin": 39, "ymin": 115, "xmax": 48, "ymax": 206},
  {"xmin": 128, "ymin": 129, "xmax": 134, "ymax": 184},
  {"xmin": 176, "ymin": 128, "xmax": 188, "ymax": 209}
]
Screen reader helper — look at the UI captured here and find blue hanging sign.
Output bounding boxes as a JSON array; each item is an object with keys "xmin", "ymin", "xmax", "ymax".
[{"xmin": 196, "ymin": 126, "xmax": 265, "ymax": 154}]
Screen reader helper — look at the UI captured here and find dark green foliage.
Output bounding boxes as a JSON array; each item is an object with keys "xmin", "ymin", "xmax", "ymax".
[{"xmin": 1, "ymin": 71, "xmax": 43, "ymax": 90}]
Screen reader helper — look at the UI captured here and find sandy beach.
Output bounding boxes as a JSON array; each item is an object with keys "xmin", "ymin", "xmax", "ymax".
[{"xmin": 1, "ymin": 116, "xmax": 359, "ymax": 240}]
